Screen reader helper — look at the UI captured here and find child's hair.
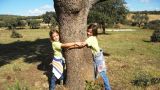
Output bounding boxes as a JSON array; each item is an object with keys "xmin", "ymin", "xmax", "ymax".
[
  {"xmin": 49, "ymin": 28, "xmax": 59, "ymax": 41},
  {"xmin": 87, "ymin": 23, "xmax": 98, "ymax": 36}
]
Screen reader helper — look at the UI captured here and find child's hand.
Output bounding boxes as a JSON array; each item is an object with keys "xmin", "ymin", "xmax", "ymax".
[
  {"xmin": 81, "ymin": 42, "xmax": 86, "ymax": 46},
  {"xmin": 75, "ymin": 42, "xmax": 83, "ymax": 47}
]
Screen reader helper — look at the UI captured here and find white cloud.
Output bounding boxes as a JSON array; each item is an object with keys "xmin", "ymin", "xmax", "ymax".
[
  {"xmin": 26, "ymin": 4, "xmax": 55, "ymax": 16},
  {"xmin": 139, "ymin": 0, "xmax": 151, "ymax": 3}
]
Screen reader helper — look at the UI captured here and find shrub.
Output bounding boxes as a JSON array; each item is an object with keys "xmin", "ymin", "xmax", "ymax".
[
  {"xmin": 10, "ymin": 30, "xmax": 23, "ymax": 38},
  {"xmin": 148, "ymin": 20, "xmax": 160, "ymax": 30},
  {"xmin": 7, "ymin": 80, "xmax": 29, "ymax": 90},
  {"xmin": 151, "ymin": 30, "xmax": 160, "ymax": 42},
  {"xmin": 85, "ymin": 81, "xmax": 102, "ymax": 90},
  {"xmin": 132, "ymin": 71, "xmax": 152, "ymax": 87}
]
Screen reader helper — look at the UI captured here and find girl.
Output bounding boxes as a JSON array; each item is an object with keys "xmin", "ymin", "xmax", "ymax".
[
  {"xmin": 49, "ymin": 29, "xmax": 79, "ymax": 90},
  {"xmin": 79, "ymin": 24, "xmax": 111, "ymax": 90}
]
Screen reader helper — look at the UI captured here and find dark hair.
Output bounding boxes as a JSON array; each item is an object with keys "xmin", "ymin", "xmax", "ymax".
[
  {"xmin": 49, "ymin": 28, "xmax": 59, "ymax": 41},
  {"xmin": 87, "ymin": 23, "xmax": 98, "ymax": 36}
]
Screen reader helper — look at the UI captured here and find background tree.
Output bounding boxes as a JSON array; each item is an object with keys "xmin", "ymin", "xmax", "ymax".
[
  {"xmin": 132, "ymin": 13, "xmax": 149, "ymax": 27},
  {"xmin": 3, "ymin": 17, "xmax": 18, "ymax": 29},
  {"xmin": 42, "ymin": 11, "xmax": 57, "ymax": 27},
  {"xmin": 54, "ymin": 0, "xmax": 105, "ymax": 89},
  {"xmin": 0, "ymin": 21, "xmax": 5, "ymax": 28},
  {"xmin": 50, "ymin": 17, "xmax": 58, "ymax": 28},
  {"xmin": 17, "ymin": 20, "xmax": 27, "ymax": 29},
  {"xmin": 88, "ymin": 0, "xmax": 128, "ymax": 33},
  {"xmin": 148, "ymin": 20, "xmax": 160, "ymax": 30},
  {"xmin": 28, "ymin": 19, "xmax": 41, "ymax": 29}
]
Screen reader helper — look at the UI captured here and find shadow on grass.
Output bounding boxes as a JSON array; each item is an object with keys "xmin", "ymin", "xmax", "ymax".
[
  {"xmin": 0, "ymin": 38, "xmax": 53, "ymax": 70},
  {"xmin": 143, "ymin": 40, "xmax": 152, "ymax": 43}
]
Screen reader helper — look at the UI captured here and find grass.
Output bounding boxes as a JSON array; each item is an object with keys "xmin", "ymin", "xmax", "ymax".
[
  {"xmin": 98, "ymin": 30, "xmax": 160, "ymax": 90},
  {"xmin": 0, "ymin": 28, "xmax": 160, "ymax": 90}
]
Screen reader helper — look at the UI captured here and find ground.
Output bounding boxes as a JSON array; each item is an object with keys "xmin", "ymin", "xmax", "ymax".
[{"xmin": 0, "ymin": 28, "xmax": 160, "ymax": 90}]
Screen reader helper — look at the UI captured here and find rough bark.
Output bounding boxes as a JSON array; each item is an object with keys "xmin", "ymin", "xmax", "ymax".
[{"xmin": 54, "ymin": 0, "xmax": 98, "ymax": 90}]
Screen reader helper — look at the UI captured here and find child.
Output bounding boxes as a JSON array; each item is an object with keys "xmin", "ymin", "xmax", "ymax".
[
  {"xmin": 49, "ymin": 29, "xmax": 79, "ymax": 90},
  {"xmin": 79, "ymin": 24, "xmax": 111, "ymax": 90}
]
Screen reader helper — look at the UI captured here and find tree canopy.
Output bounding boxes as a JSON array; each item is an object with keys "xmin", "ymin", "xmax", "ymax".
[{"xmin": 88, "ymin": 0, "xmax": 129, "ymax": 26}]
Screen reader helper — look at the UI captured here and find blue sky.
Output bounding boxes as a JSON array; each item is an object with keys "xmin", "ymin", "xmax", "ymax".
[
  {"xmin": 0, "ymin": 0, "xmax": 159, "ymax": 16},
  {"xmin": 0, "ymin": 0, "xmax": 54, "ymax": 16},
  {"xmin": 125, "ymin": 0, "xmax": 160, "ymax": 11}
]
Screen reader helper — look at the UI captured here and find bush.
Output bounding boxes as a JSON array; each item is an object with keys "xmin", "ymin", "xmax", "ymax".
[
  {"xmin": 85, "ymin": 81, "xmax": 102, "ymax": 90},
  {"xmin": 148, "ymin": 20, "xmax": 160, "ymax": 30},
  {"xmin": 7, "ymin": 80, "xmax": 29, "ymax": 90},
  {"xmin": 10, "ymin": 30, "xmax": 23, "ymax": 38},
  {"xmin": 151, "ymin": 30, "xmax": 160, "ymax": 42}
]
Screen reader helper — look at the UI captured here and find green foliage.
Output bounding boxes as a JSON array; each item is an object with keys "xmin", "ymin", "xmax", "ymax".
[
  {"xmin": 88, "ymin": 0, "xmax": 128, "ymax": 26},
  {"xmin": 28, "ymin": 19, "xmax": 41, "ymax": 29},
  {"xmin": 3, "ymin": 17, "xmax": 18, "ymax": 29},
  {"xmin": 85, "ymin": 81, "xmax": 102, "ymax": 90},
  {"xmin": 17, "ymin": 20, "xmax": 27, "ymax": 28},
  {"xmin": 148, "ymin": 20, "xmax": 160, "ymax": 30},
  {"xmin": 131, "ymin": 13, "xmax": 149, "ymax": 27},
  {"xmin": 7, "ymin": 80, "xmax": 29, "ymax": 90},
  {"xmin": 0, "ymin": 21, "xmax": 5, "ymax": 27},
  {"xmin": 132, "ymin": 71, "xmax": 153, "ymax": 87},
  {"xmin": 131, "ymin": 11, "xmax": 160, "ymax": 15},
  {"xmin": 131, "ymin": 71, "xmax": 160, "ymax": 88},
  {"xmin": 151, "ymin": 30, "xmax": 160, "ymax": 42},
  {"xmin": 50, "ymin": 17, "xmax": 58, "ymax": 28},
  {"xmin": 42, "ymin": 11, "xmax": 57, "ymax": 27}
]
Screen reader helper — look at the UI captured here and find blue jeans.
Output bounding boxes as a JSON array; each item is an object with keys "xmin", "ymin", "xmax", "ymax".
[
  {"xmin": 94, "ymin": 50, "xmax": 111, "ymax": 90},
  {"xmin": 50, "ymin": 74, "xmax": 63, "ymax": 90},
  {"xmin": 50, "ymin": 75, "xmax": 57, "ymax": 90},
  {"xmin": 100, "ymin": 71, "xmax": 111, "ymax": 90}
]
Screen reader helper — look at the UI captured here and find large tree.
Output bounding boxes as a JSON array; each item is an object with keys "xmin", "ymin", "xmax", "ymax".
[
  {"xmin": 53, "ymin": 0, "xmax": 103, "ymax": 90},
  {"xmin": 88, "ymin": 0, "xmax": 128, "ymax": 33}
]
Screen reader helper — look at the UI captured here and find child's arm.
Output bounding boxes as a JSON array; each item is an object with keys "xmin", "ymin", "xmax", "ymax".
[
  {"xmin": 61, "ymin": 42, "xmax": 76, "ymax": 48},
  {"xmin": 66, "ymin": 41, "xmax": 88, "ymax": 50}
]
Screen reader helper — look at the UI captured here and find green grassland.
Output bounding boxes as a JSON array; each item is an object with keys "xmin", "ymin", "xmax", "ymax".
[{"xmin": 0, "ymin": 28, "xmax": 160, "ymax": 90}]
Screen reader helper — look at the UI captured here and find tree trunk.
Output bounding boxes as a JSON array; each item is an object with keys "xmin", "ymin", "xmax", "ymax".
[
  {"xmin": 54, "ymin": 0, "xmax": 98, "ymax": 90},
  {"xmin": 102, "ymin": 23, "xmax": 106, "ymax": 34}
]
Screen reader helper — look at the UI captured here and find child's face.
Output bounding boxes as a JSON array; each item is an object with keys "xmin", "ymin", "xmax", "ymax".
[
  {"xmin": 52, "ymin": 32, "xmax": 59, "ymax": 41},
  {"xmin": 87, "ymin": 29, "xmax": 93, "ymax": 36}
]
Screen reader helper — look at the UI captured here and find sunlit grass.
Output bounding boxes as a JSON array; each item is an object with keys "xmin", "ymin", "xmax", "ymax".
[
  {"xmin": 98, "ymin": 30, "xmax": 160, "ymax": 90},
  {"xmin": 0, "ymin": 29, "xmax": 50, "ymax": 44},
  {"xmin": 0, "ymin": 28, "xmax": 160, "ymax": 90}
]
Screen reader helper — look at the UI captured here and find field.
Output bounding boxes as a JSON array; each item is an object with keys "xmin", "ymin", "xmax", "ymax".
[
  {"xmin": 0, "ymin": 28, "xmax": 160, "ymax": 90},
  {"xmin": 127, "ymin": 14, "xmax": 160, "ymax": 21}
]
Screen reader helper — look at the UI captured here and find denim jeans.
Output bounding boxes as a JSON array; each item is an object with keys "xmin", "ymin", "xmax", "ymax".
[
  {"xmin": 50, "ymin": 75, "xmax": 57, "ymax": 90},
  {"xmin": 100, "ymin": 71, "xmax": 111, "ymax": 90},
  {"xmin": 50, "ymin": 74, "xmax": 63, "ymax": 90},
  {"xmin": 94, "ymin": 50, "xmax": 111, "ymax": 90}
]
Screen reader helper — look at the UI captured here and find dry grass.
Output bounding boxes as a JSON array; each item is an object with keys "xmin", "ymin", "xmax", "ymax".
[
  {"xmin": 127, "ymin": 13, "xmax": 160, "ymax": 21},
  {"xmin": 0, "ymin": 28, "xmax": 160, "ymax": 90},
  {"xmin": 98, "ymin": 30, "xmax": 160, "ymax": 90}
]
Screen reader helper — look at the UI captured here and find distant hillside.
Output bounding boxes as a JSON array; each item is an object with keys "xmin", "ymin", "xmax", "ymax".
[
  {"xmin": 0, "ymin": 14, "xmax": 41, "ymax": 21},
  {"xmin": 127, "ymin": 13, "xmax": 160, "ymax": 21},
  {"xmin": 127, "ymin": 11, "xmax": 160, "ymax": 21},
  {"xmin": 0, "ymin": 15, "xmax": 21, "ymax": 19}
]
